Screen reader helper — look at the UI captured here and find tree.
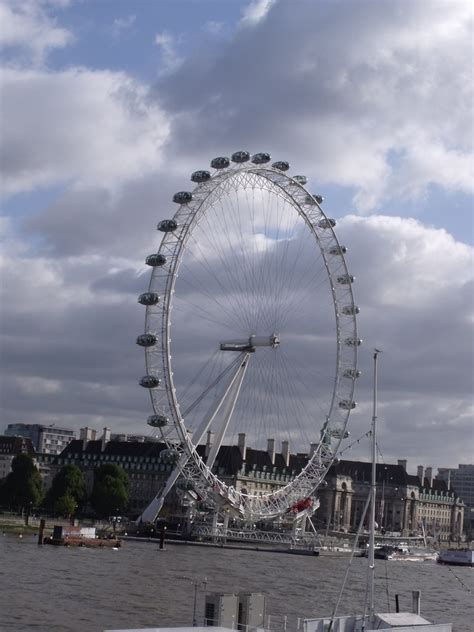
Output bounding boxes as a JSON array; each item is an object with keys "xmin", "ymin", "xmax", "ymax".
[
  {"xmin": 54, "ymin": 494, "xmax": 78, "ymax": 518},
  {"xmin": 45, "ymin": 464, "xmax": 87, "ymax": 516},
  {"xmin": 90, "ymin": 464, "xmax": 129, "ymax": 519},
  {"xmin": 0, "ymin": 454, "xmax": 43, "ymax": 522}
]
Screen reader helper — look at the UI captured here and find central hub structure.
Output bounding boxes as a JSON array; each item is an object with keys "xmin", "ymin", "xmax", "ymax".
[{"xmin": 220, "ymin": 334, "xmax": 280, "ymax": 352}]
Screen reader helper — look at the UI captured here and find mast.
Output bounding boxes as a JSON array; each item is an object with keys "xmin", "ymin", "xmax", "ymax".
[{"xmin": 368, "ymin": 349, "xmax": 381, "ymax": 621}]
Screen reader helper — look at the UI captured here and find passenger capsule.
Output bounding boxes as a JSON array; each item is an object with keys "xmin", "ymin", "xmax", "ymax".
[
  {"xmin": 191, "ymin": 170, "xmax": 211, "ymax": 183},
  {"xmin": 314, "ymin": 195, "xmax": 324, "ymax": 204},
  {"xmin": 342, "ymin": 305, "xmax": 360, "ymax": 315},
  {"xmin": 161, "ymin": 448, "xmax": 179, "ymax": 463},
  {"xmin": 136, "ymin": 333, "xmax": 157, "ymax": 347},
  {"xmin": 139, "ymin": 375, "xmax": 161, "ymax": 389},
  {"xmin": 328, "ymin": 245, "xmax": 347, "ymax": 255},
  {"xmin": 272, "ymin": 160, "xmax": 290, "ymax": 171},
  {"xmin": 146, "ymin": 254, "xmax": 167, "ymax": 267},
  {"xmin": 147, "ymin": 414, "xmax": 169, "ymax": 428},
  {"xmin": 177, "ymin": 479, "xmax": 194, "ymax": 490},
  {"xmin": 138, "ymin": 292, "xmax": 159, "ymax": 306},
  {"xmin": 293, "ymin": 175, "xmax": 307, "ymax": 185},
  {"xmin": 173, "ymin": 191, "xmax": 193, "ymax": 204},
  {"xmin": 343, "ymin": 368, "xmax": 362, "ymax": 379},
  {"xmin": 328, "ymin": 428, "xmax": 350, "ymax": 439},
  {"xmin": 251, "ymin": 152, "xmax": 271, "ymax": 164},
  {"xmin": 337, "ymin": 274, "xmax": 354, "ymax": 285},
  {"xmin": 345, "ymin": 337, "xmax": 362, "ymax": 347},
  {"xmin": 231, "ymin": 151, "xmax": 250, "ymax": 163},
  {"xmin": 157, "ymin": 219, "xmax": 178, "ymax": 232},
  {"xmin": 318, "ymin": 218, "xmax": 336, "ymax": 229},
  {"xmin": 211, "ymin": 156, "xmax": 230, "ymax": 169},
  {"xmin": 339, "ymin": 399, "xmax": 356, "ymax": 410}
]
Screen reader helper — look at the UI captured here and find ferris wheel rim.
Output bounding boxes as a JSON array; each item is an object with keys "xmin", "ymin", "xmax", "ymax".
[{"xmin": 141, "ymin": 156, "xmax": 360, "ymax": 519}]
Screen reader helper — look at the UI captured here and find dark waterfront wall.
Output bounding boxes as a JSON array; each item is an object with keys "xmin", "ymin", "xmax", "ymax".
[{"xmin": 1, "ymin": 535, "xmax": 471, "ymax": 632}]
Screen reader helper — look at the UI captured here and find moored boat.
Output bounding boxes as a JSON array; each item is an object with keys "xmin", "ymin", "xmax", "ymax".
[{"xmin": 437, "ymin": 548, "xmax": 473, "ymax": 566}]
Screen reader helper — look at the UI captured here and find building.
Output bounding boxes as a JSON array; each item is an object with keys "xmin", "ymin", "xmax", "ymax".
[
  {"xmin": 437, "ymin": 464, "xmax": 474, "ymax": 534},
  {"xmin": 0, "ymin": 435, "xmax": 35, "ymax": 480},
  {"xmin": 318, "ymin": 461, "xmax": 464, "ymax": 541},
  {"xmin": 5, "ymin": 423, "xmax": 76, "ymax": 455},
  {"xmin": 50, "ymin": 430, "xmax": 464, "ymax": 539}
]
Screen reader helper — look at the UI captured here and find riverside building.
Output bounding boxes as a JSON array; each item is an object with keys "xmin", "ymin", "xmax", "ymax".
[
  {"xmin": 5, "ymin": 423, "xmax": 76, "ymax": 455},
  {"xmin": 50, "ymin": 430, "xmax": 464, "ymax": 539}
]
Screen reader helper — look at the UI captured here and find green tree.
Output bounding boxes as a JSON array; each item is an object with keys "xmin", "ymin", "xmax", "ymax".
[
  {"xmin": 90, "ymin": 464, "xmax": 129, "ymax": 519},
  {"xmin": 54, "ymin": 494, "xmax": 78, "ymax": 518},
  {"xmin": 45, "ymin": 464, "xmax": 87, "ymax": 516},
  {"xmin": 0, "ymin": 454, "xmax": 43, "ymax": 522}
]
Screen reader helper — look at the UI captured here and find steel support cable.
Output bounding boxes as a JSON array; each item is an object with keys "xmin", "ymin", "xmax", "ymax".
[{"xmin": 328, "ymin": 488, "xmax": 371, "ymax": 631}]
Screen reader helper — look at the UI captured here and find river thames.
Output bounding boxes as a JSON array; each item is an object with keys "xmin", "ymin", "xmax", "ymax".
[{"xmin": 1, "ymin": 535, "xmax": 472, "ymax": 631}]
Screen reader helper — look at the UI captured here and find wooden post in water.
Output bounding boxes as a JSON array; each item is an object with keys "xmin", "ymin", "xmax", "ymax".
[
  {"xmin": 38, "ymin": 519, "xmax": 45, "ymax": 545},
  {"xmin": 159, "ymin": 525, "xmax": 166, "ymax": 549}
]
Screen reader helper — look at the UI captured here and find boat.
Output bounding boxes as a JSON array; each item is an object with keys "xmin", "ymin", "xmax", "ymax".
[
  {"xmin": 437, "ymin": 548, "xmax": 474, "ymax": 567},
  {"xmin": 303, "ymin": 350, "xmax": 452, "ymax": 632}
]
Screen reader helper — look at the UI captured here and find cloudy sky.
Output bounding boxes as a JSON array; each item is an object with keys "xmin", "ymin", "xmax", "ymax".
[{"xmin": 1, "ymin": 0, "xmax": 472, "ymax": 473}]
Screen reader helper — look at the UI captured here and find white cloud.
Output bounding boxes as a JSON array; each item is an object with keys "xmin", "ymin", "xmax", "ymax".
[
  {"xmin": 1, "ymin": 67, "xmax": 170, "ymax": 196},
  {"xmin": 157, "ymin": 0, "xmax": 473, "ymax": 213},
  {"xmin": 111, "ymin": 14, "xmax": 136, "ymax": 39},
  {"xmin": 240, "ymin": 0, "xmax": 276, "ymax": 26},
  {"xmin": 155, "ymin": 31, "xmax": 183, "ymax": 75},
  {"xmin": 0, "ymin": 0, "xmax": 73, "ymax": 65}
]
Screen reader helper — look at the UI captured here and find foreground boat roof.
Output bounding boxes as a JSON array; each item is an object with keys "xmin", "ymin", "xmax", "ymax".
[
  {"xmin": 304, "ymin": 611, "xmax": 452, "ymax": 631},
  {"xmin": 105, "ymin": 628, "xmax": 234, "ymax": 632}
]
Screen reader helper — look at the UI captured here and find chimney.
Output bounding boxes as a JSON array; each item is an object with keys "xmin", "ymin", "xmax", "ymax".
[
  {"xmin": 80, "ymin": 427, "xmax": 95, "ymax": 450},
  {"xmin": 267, "ymin": 438, "xmax": 275, "ymax": 465},
  {"xmin": 281, "ymin": 440, "xmax": 290, "ymax": 467},
  {"xmin": 398, "ymin": 459, "xmax": 407, "ymax": 471},
  {"xmin": 425, "ymin": 466, "xmax": 433, "ymax": 487},
  {"xmin": 417, "ymin": 465, "xmax": 424, "ymax": 483},
  {"xmin": 205, "ymin": 431, "xmax": 214, "ymax": 458},
  {"xmin": 101, "ymin": 427, "xmax": 111, "ymax": 452},
  {"xmin": 309, "ymin": 443, "xmax": 318, "ymax": 458},
  {"xmin": 238, "ymin": 433, "xmax": 246, "ymax": 460}
]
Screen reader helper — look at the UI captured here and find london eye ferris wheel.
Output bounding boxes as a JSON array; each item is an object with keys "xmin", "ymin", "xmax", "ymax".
[{"xmin": 137, "ymin": 151, "xmax": 360, "ymax": 523}]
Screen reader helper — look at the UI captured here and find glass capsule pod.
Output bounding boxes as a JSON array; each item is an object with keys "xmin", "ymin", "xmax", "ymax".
[
  {"xmin": 345, "ymin": 337, "xmax": 362, "ymax": 347},
  {"xmin": 191, "ymin": 170, "xmax": 211, "ymax": 183},
  {"xmin": 136, "ymin": 333, "xmax": 157, "ymax": 347},
  {"xmin": 328, "ymin": 245, "xmax": 347, "ymax": 255},
  {"xmin": 251, "ymin": 152, "xmax": 271, "ymax": 164},
  {"xmin": 157, "ymin": 219, "xmax": 178, "ymax": 232},
  {"xmin": 231, "ymin": 151, "xmax": 250, "ymax": 163},
  {"xmin": 147, "ymin": 414, "xmax": 169, "ymax": 428},
  {"xmin": 339, "ymin": 399, "xmax": 356, "ymax": 410},
  {"xmin": 173, "ymin": 191, "xmax": 193, "ymax": 204},
  {"xmin": 337, "ymin": 274, "xmax": 355, "ymax": 285},
  {"xmin": 272, "ymin": 160, "xmax": 290, "ymax": 171},
  {"xmin": 343, "ymin": 368, "xmax": 362, "ymax": 379},
  {"xmin": 211, "ymin": 156, "xmax": 230, "ymax": 169},
  {"xmin": 161, "ymin": 448, "xmax": 179, "ymax": 463},
  {"xmin": 329, "ymin": 428, "xmax": 350, "ymax": 438},
  {"xmin": 146, "ymin": 253, "xmax": 167, "ymax": 267},
  {"xmin": 139, "ymin": 375, "xmax": 161, "ymax": 388},
  {"xmin": 293, "ymin": 175, "xmax": 308, "ymax": 185},
  {"xmin": 177, "ymin": 478, "xmax": 194, "ymax": 490},
  {"xmin": 314, "ymin": 195, "xmax": 324, "ymax": 204},
  {"xmin": 138, "ymin": 292, "xmax": 160, "ymax": 306},
  {"xmin": 318, "ymin": 218, "xmax": 336, "ymax": 229},
  {"xmin": 342, "ymin": 305, "xmax": 360, "ymax": 315}
]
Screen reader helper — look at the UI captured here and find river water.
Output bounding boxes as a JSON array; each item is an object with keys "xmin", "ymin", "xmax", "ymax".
[{"xmin": 1, "ymin": 535, "xmax": 472, "ymax": 632}]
